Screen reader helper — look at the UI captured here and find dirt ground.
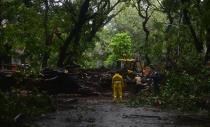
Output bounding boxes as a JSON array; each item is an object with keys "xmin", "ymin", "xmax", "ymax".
[{"xmin": 31, "ymin": 96, "xmax": 209, "ymax": 127}]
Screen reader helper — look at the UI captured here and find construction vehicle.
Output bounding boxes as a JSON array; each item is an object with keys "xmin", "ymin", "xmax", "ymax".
[
  {"xmin": 117, "ymin": 53, "xmax": 150, "ymax": 75},
  {"xmin": 117, "ymin": 54, "xmax": 153, "ymax": 94},
  {"xmin": 118, "ymin": 58, "xmax": 137, "ymax": 73}
]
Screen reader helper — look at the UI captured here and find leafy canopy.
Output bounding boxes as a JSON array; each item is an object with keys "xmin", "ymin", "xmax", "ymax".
[{"xmin": 104, "ymin": 33, "xmax": 131, "ymax": 68}]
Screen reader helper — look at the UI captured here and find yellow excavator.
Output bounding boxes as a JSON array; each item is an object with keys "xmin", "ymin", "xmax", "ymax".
[
  {"xmin": 117, "ymin": 54, "xmax": 152, "ymax": 94},
  {"xmin": 118, "ymin": 58, "xmax": 137, "ymax": 73},
  {"xmin": 117, "ymin": 53, "xmax": 150, "ymax": 75}
]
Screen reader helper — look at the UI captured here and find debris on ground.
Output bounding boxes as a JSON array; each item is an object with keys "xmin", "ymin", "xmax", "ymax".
[{"xmin": 0, "ymin": 66, "xmax": 156, "ymax": 96}]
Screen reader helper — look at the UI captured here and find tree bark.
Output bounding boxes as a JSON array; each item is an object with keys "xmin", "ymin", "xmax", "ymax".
[
  {"xmin": 181, "ymin": 0, "xmax": 203, "ymax": 53},
  {"xmin": 57, "ymin": 0, "xmax": 122, "ymax": 67},
  {"xmin": 165, "ymin": 10, "xmax": 174, "ymax": 68},
  {"xmin": 42, "ymin": 0, "xmax": 50, "ymax": 68},
  {"xmin": 143, "ymin": 18, "xmax": 150, "ymax": 42},
  {"xmin": 205, "ymin": 28, "xmax": 210, "ymax": 63},
  {"xmin": 57, "ymin": 0, "xmax": 90, "ymax": 67},
  {"xmin": 135, "ymin": 0, "xmax": 151, "ymax": 65}
]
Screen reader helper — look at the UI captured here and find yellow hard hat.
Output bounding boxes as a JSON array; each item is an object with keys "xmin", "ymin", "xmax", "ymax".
[
  {"xmin": 128, "ymin": 69, "xmax": 133, "ymax": 73},
  {"xmin": 123, "ymin": 53, "xmax": 127, "ymax": 57}
]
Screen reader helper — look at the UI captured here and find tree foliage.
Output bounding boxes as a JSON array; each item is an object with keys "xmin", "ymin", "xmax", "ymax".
[
  {"xmin": 0, "ymin": 0, "xmax": 127, "ymax": 68},
  {"xmin": 104, "ymin": 33, "xmax": 131, "ymax": 68}
]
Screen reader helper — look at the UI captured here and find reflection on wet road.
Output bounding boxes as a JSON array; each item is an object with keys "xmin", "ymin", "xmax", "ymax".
[{"xmin": 32, "ymin": 99, "xmax": 208, "ymax": 127}]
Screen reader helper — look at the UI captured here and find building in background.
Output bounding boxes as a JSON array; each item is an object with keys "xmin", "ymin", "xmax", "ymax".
[{"xmin": 0, "ymin": 48, "xmax": 24, "ymax": 71}]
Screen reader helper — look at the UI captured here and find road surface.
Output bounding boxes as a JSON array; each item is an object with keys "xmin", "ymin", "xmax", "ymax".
[{"xmin": 31, "ymin": 97, "xmax": 208, "ymax": 127}]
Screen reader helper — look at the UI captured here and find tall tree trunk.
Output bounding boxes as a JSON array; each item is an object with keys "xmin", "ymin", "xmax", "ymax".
[
  {"xmin": 136, "ymin": 0, "xmax": 151, "ymax": 65},
  {"xmin": 64, "ymin": 22, "xmax": 102, "ymax": 66},
  {"xmin": 143, "ymin": 18, "xmax": 151, "ymax": 65},
  {"xmin": 57, "ymin": 0, "xmax": 90, "ymax": 67},
  {"xmin": 164, "ymin": 9, "xmax": 176, "ymax": 69},
  {"xmin": 143, "ymin": 18, "xmax": 150, "ymax": 42},
  {"xmin": 42, "ymin": 0, "xmax": 50, "ymax": 68},
  {"xmin": 181, "ymin": 0, "xmax": 203, "ymax": 53},
  {"xmin": 165, "ymin": 10, "xmax": 173, "ymax": 62},
  {"xmin": 56, "ymin": 0, "xmax": 121, "ymax": 67},
  {"xmin": 205, "ymin": 28, "xmax": 210, "ymax": 63}
]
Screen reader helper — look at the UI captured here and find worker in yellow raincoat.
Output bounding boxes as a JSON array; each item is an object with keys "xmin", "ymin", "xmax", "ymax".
[{"xmin": 112, "ymin": 73, "xmax": 124, "ymax": 102}]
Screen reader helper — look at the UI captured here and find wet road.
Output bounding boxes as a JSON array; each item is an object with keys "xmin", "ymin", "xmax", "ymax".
[{"xmin": 31, "ymin": 98, "xmax": 208, "ymax": 127}]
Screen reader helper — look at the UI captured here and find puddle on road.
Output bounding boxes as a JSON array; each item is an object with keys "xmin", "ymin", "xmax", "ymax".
[{"xmin": 31, "ymin": 99, "xmax": 209, "ymax": 127}]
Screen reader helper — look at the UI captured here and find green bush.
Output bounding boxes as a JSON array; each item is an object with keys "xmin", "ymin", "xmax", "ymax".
[
  {"xmin": 128, "ymin": 68, "xmax": 210, "ymax": 114},
  {"xmin": 0, "ymin": 88, "xmax": 55, "ymax": 127}
]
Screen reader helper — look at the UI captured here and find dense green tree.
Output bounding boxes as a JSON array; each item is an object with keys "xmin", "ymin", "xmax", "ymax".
[
  {"xmin": 0, "ymin": 0, "xmax": 209, "ymax": 68},
  {"xmin": 0, "ymin": 0, "xmax": 128, "ymax": 68},
  {"xmin": 79, "ymin": 28, "xmax": 112, "ymax": 68},
  {"xmin": 160, "ymin": 0, "xmax": 210, "ymax": 63},
  {"xmin": 110, "ymin": 6, "xmax": 145, "ymax": 53},
  {"xmin": 0, "ymin": 0, "xmax": 44, "ymax": 68},
  {"xmin": 104, "ymin": 33, "xmax": 131, "ymax": 68}
]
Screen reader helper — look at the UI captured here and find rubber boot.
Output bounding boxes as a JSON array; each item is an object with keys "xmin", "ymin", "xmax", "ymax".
[
  {"xmin": 113, "ymin": 96, "xmax": 117, "ymax": 102},
  {"xmin": 113, "ymin": 84, "xmax": 118, "ymax": 102},
  {"xmin": 119, "ymin": 85, "xmax": 123, "ymax": 102},
  {"xmin": 119, "ymin": 96, "xmax": 122, "ymax": 102}
]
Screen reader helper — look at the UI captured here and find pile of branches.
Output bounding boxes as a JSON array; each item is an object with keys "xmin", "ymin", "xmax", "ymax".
[
  {"xmin": 38, "ymin": 66, "xmax": 113, "ymax": 95},
  {"xmin": 0, "ymin": 65, "xmax": 157, "ymax": 96},
  {"xmin": 0, "ymin": 66, "xmax": 113, "ymax": 96}
]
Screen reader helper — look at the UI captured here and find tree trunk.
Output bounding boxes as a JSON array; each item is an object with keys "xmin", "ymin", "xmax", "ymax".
[
  {"xmin": 205, "ymin": 28, "xmax": 210, "ymax": 63},
  {"xmin": 57, "ymin": 0, "xmax": 90, "ymax": 67},
  {"xmin": 136, "ymin": 0, "xmax": 151, "ymax": 65},
  {"xmin": 57, "ymin": 35, "xmax": 73, "ymax": 67},
  {"xmin": 42, "ymin": 0, "xmax": 50, "ymax": 68},
  {"xmin": 143, "ymin": 18, "xmax": 150, "ymax": 42},
  {"xmin": 165, "ymin": 10, "xmax": 173, "ymax": 65},
  {"xmin": 143, "ymin": 18, "xmax": 151, "ymax": 65},
  {"xmin": 181, "ymin": 0, "xmax": 203, "ymax": 53}
]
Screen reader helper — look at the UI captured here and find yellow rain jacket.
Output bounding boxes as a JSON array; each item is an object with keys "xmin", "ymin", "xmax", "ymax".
[{"xmin": 112, "ymin": 73, "xmax": 124, "ymax": 102}]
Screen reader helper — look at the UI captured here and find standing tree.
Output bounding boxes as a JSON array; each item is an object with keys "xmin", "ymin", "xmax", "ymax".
[
  {"xmin": 1, "ymin": 0, "xmax": 128, "ymax": 68},
  {"xmin": 55, "ymin": 0, "xmax": 126, "ymax": 67},
  {"xmin": 132, "ymin": 0, "xmax": 155, "ymax": 65},
  {"xmin": 104, "ymin": 33, "xmax": 131, "ymax": 68}
]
